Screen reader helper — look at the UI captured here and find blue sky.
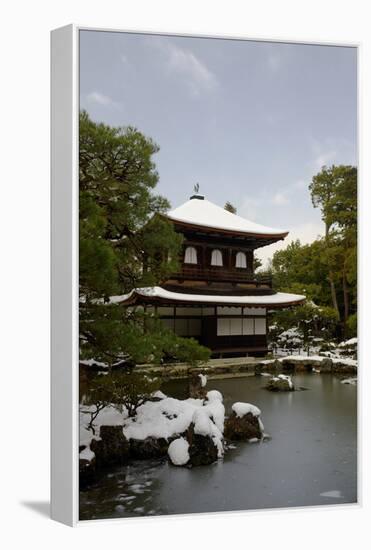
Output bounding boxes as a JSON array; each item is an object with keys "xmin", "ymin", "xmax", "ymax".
[{"xmin": 80, "ymin": 31, "xmax": 357, "ymax": 265}]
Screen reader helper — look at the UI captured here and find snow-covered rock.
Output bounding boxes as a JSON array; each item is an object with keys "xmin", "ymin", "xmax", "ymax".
[
  {"xmin": 255, "ymin": 354, "xmax": 357, "ymax": 375},
  {"xmin": 122, "ymin": 392, "xmax": 225, "ymax": 464},
  {"xmin": 166, "ymin": 398, "xmax": 225, "ymax": 467},
  {"xmin": 187, "ymin": 424, "xmax": 219, "ymax": 466},
  {"xmin": 232, "ymin": 402, "xmax": 261, "ymax": 418},
  {"xmin": 206, "ymin": 390, "xmax": 223, "ymax": 402},
  {"xmin": 79, "ymin": 446, "xmax": 95, "ymax": 462},
  {"xmin": 79, "ymin": 387, "xmax": 226, "ymax": 470},
  {"xmin": 266, "ymin": 374, "xmax": 294, "ymax": 392},
  {"xmin": 188, "ymin": 372, "xmax": 208, "ymax": 399},
  {"xmin": 152, "ymin": 390, "xmax": 167, "ymax": 400},
  {"xmin": 341, "ymin": 377, "xmax": 357, "ymax": 385},
  {"xmin": 224, "ymin": 402, "xmax": 265, "ymax": 441},
  {"xmin": 168, "ymin": 438, "xmax": 190, "ymax": 466},
  {"xmin": 192, "ymin": 408, "xmax": 213, "ymax": 437}
]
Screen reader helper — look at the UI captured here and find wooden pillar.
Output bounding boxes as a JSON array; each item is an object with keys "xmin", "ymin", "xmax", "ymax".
[
  {"xmin": 201, "ymin": 243, "xmax": 206, "ymax": 269},
  {"xmin": 227, "ymin": 248, "xmax": 232, "ymax": 270}
]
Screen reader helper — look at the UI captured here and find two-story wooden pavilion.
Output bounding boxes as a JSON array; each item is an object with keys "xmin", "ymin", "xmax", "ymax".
[{"xmin": 116, "ymin": 194, "xmax": 305, "ymax": 357}]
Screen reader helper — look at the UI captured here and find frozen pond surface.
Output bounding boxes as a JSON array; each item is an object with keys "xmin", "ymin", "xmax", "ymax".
[{"xmin": 79, "ymin": 373, "xmax": 357, "ymax": 520}]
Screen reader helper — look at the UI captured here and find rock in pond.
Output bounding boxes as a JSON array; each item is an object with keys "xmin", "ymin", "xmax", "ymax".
[
  {"xmin": 224, "ymin": 402, "xmax": 264, "ymax": 441},
  {"xmin": 90, "ymin": 425, "xmax": 130, "ymax": 468},
  {"xmin": 188, "ymin": 372, "xmax": 208, "ymax": 399},
  {"xmin": 186, "ymin": 423, "xmax": 219, "ymax": 467},
  {"xmin": 130, "ymin": 436, "xmax": 169, "ymax": 459},
  {"xmin": 168, "ymin": 406, "xmax": 222, "ymax": 467},
  {"xmin": 266, "ymin": 374, "xmax": 295, "ymax": 392}
]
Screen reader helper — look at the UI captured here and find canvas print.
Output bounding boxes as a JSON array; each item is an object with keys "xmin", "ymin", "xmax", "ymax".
[{"xmin": 78, "ymin": 30, "xmax": 357, "ymax": 520}]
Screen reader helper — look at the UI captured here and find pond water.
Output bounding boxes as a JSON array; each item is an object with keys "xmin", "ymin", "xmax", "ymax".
[{"xmin": 79, "ymin": 373, "xmax": 357, "ymax": 520}]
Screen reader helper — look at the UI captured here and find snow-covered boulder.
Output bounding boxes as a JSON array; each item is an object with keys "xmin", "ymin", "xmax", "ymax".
[
  {"xmin": 186, "ymin": 410, "xmax": 220, "ymax": 467},
  {"xmin": 266, "ymin": 374, "xmax": 295, "ymax": 392},
  {"xmin": 224, "ymin": 402, "xmax": 264, "ymax": 441}
]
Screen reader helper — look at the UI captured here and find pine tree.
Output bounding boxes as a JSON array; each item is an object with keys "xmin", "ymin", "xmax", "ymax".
[
  {"xmin": 79, "ymin": 111, "xmax": 209, "ymax": 366},
  {"xmin": 224, "ymin": 201, "xmax": 237, "ymax": 214}
]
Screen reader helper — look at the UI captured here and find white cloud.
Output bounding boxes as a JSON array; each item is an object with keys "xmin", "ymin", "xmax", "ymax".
[
  {"xmin": 255, "ymin": 221, "xmax": 324, "ymax": 268},
  {"xmin": 272, "ymin": 192, "xmax": 289, "ymax": 206},
  {"xmin": 152, "ymin": 38, "xmax": 218, "ymax": 98},
  {"xmin": 86, "ymin": 91, "xmax": 114, "ymax": 106}
]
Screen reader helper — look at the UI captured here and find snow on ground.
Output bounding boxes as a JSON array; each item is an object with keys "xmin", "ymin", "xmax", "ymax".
[
  {"xmin": 264, "ymin": 354, "xmax": 357, "ymax": 367},
  {"xmin": 167, "ymin": 437, "xmax": 190, "ymax": 466},
  {"xmin": 339, "ymin": 337, "xmax": 357, "ymax": 347},
  {"xmin": 152, "ymin": 390, "xmax": 167, "ymax": 399},
  {"xmin": 80, "ymin": 358, "xmax": 109, "ymax": 368}
]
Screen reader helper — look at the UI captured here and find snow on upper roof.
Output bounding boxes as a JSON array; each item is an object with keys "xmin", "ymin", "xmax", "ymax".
[
  {"xmin": 110, "ymin": 286, "xmax": 305, "ymax": 307},
  {"xmin": 166, "ymin": 196, "xmax": 288, "ymax": 237}
]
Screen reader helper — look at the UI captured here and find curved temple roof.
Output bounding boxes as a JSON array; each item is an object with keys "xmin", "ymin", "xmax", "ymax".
[
  {"xmin": 166, "ymin": 196, "xmax": 288, "ymax": 238},
  {"xmin": 110, "ymin": 286, "xmax": 305, "ymax": 308}
]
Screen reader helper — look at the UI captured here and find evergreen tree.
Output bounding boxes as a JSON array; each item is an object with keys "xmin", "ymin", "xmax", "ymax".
[
  {"xmin": 224, "ymin": 201, "xmax": 237, "ymax": 214},
  {"xmin": 309, "ymin": 165, "xmax": 357, "ymax": 328},
  {"xmin": 271, "ymin": 164, "xmax": 357, "ymax": 338},
  {"xmin": 79, "ymin": 111, "xmax": 210, "ymax": 366}
]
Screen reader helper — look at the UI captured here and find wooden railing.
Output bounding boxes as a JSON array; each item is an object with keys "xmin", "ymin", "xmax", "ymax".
[{"xmin": 170, "ymin": 266, "xmax": 272, "ymax": 287}]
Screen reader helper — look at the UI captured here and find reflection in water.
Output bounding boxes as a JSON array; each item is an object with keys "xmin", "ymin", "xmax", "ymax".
[{"xmin": 79, "ymin": 373, "xmax": 357, "ymax": 520}]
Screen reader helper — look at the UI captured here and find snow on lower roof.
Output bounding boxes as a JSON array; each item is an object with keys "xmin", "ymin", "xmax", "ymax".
[
  {"xmin": 166, "ymin": 197, "xmax": 288, "ymax": 237},
  {"xmin": 110, "ymin": 286, "xmax": 305, "ymax": 307}
]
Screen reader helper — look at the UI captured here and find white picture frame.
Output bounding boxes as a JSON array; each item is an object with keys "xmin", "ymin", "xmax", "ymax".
[{"xmin": 51, "ymin": 24, "xmax": 359, "ymax": 527}]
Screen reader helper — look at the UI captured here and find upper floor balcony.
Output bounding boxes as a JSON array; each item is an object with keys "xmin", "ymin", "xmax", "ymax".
[{"xmin": 169, "ymin": 264, "xmax": 273, "ymax": 288}]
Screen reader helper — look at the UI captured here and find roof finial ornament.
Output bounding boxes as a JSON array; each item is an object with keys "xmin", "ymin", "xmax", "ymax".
[{"xmin": 190, "ymin": 183, "xmax": 204, "ymax": 200}]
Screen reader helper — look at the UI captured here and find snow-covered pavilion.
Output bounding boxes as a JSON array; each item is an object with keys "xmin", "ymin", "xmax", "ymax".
[{"xmin": 117, "ymin": 194, "xmax": 305, "ymax": 357}]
